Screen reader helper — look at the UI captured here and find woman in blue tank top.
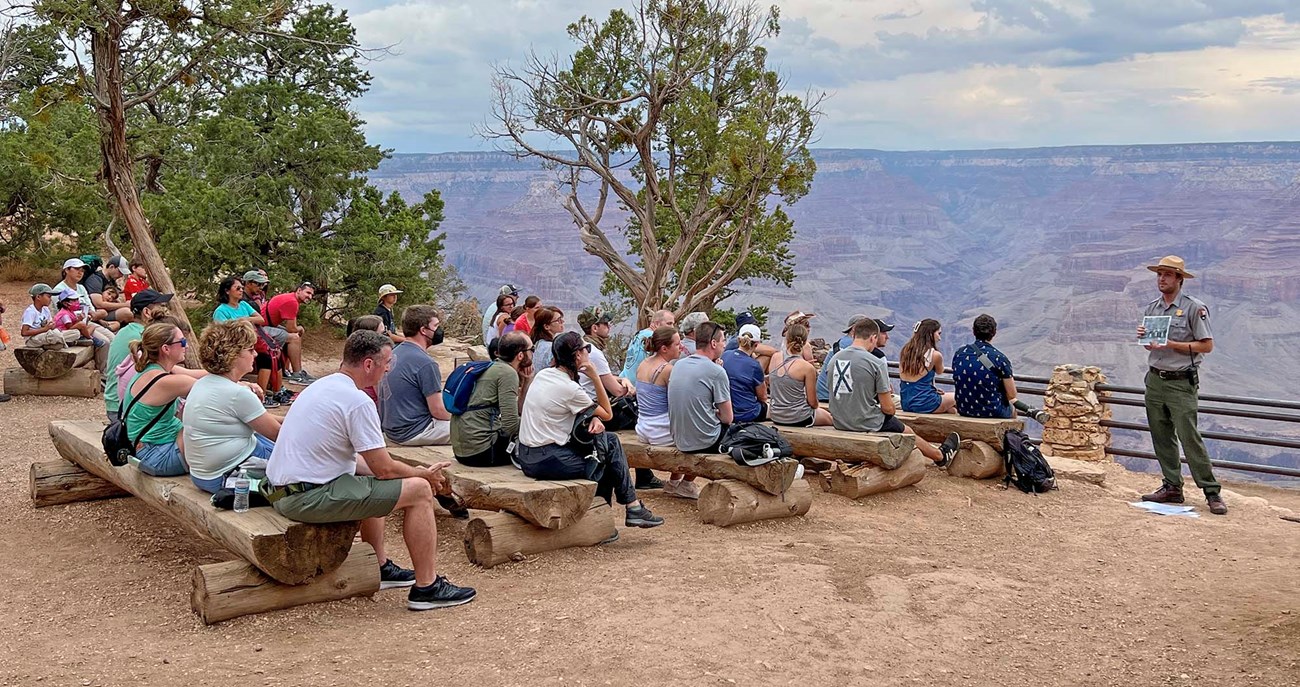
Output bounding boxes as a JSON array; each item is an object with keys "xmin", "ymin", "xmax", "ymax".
[{"xmin": 898, "ymin": 319, "xmax": 956, "ymax": 414}]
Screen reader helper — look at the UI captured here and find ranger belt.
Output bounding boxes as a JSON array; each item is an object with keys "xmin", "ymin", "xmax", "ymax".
[{"xmin": 1149, "ymin": 367, "xmax": 1193, "ymax": 381}]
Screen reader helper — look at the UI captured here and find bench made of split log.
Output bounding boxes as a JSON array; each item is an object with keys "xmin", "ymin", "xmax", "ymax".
[
  {"xmin": 191, "ymin": 544, "xmax": 380, "ymax": 624},
  {"xmin": 617, "ymin": 432, "xmax": 800, "ymax": 496},
  {"xmin": 5, "ymin": 367, "xmax": 102, "ymax": 398},
  {"xmin": 387, "ymin": 444, "xmax": 597, "ymax": 530},
  {"xmin": 48, "ymin": 420, "xmax": 358, "ymax": 585},
  {"xmin": 774, "ymin": 425, "xmax": 915, "ymax": 469},
  {"xmin": 895, "ymin": 413, "xmax": 1023, "ymax": 451},
  {"xmin": 464, "ymin": 500, "xmax": 616, "ymax": 569},
  {"xmin": 15, "ymin": 345, "xmax": 94, "ymax": 379},
  {"xmin": 698, "ymin": 479, "xmax": 813, "ymax": 527}
]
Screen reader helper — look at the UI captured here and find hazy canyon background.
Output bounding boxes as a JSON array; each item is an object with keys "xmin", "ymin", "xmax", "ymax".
[{"xmin": 371, "ymin": 142, "xmax": 1300, "ymax": 476}]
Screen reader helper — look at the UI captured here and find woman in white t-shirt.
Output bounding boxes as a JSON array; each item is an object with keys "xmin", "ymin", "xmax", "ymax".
[
  {"xmin": 518, "ymin": 332, "xmax": 664, "ymax": 529},
  {"xmin": 184, "ymin": 320, "xmax": 280, "ymax": 492}
]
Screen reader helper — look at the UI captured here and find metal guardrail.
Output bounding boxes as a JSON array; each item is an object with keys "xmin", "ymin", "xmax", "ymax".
[{"xmin": 883, "ymin": 360, "xmax": 1300, "ymax": 479}]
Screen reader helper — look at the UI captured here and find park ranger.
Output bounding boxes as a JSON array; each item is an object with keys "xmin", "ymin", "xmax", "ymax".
[{"xmin": 1136, "ymin": 256, "xmax": 1225, "ymax": 515}]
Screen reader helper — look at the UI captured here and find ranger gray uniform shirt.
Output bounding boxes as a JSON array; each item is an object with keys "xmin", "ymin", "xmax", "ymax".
[{"xmin": 1144, "ymin": 292, "xmax": 1212, "ymax": 371}]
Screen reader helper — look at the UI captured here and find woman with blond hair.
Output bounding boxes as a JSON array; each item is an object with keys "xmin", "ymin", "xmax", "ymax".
[
  {"xmin": 122, "ymin": 323, "xmax": 201, "ymax": 476},
  {"xmin": 899, "ymin": 318, "xmax": 956, "ymax": 414},
  {"xmin": 766, "ymin": 323, "xmax": 832, "ymax": 427},
  {"xmin": 184, "ymin": 320, "xmax": 279, "ymax": 493},
  {"xmin": 636, "ymin": 326, "xmax": 700, "ymax": 499}
]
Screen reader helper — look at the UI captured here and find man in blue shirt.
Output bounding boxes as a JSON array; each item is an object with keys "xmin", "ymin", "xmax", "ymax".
[{"xmin": 951, "ymin": 314, "xmax": 1047, "ymax": 423}]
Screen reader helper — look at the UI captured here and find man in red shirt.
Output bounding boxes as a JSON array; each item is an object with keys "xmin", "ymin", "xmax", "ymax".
[{"xmin": 266, "ymin": 281, "xmax": 317, "ymax": 384}]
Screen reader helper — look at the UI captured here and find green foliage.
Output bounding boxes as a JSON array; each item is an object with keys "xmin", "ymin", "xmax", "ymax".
[
  {"xmin": 2, "ymin": 2, "xmax": 457, "ymax": 321},
  {"xmin": 491, "ymin": 0, "xmax": 820, "ymax": 326}
]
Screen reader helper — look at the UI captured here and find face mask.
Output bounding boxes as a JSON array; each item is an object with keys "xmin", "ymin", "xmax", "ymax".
[{"xmin": 431, "ymin": 326, "xmax": 445, "ymax": 346}]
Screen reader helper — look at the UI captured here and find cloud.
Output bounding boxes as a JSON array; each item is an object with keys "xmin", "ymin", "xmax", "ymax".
[{"xmin": 333, "ymin": 0, "xmax": 1300, "ymax": 152}]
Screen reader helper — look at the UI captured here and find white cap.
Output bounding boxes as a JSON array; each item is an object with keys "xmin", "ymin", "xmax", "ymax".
[
  {"xmin": 378, "ymin": 284, "xmax": 403, "ymax": 297},
  {"xmin": 738, "ymin": 324, "xmax": 762, "ymax": 341},
  {"xmin": 62, "ymin": 257, "xmax": 86, "ymax": 269}
]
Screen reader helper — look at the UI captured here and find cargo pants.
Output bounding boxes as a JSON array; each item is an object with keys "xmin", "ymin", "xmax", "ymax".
[{"xmin": 1144, "ymin": 371, "xmax": 1220, "ymax": 496}]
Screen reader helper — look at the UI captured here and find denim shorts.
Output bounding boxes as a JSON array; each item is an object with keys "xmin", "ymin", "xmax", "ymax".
[
  {"xmin": 190, "ymin": 434, "xmax": 275, "ymax": 493},
  {"xmin": 135, "ymin": 441, "xmax": 187, "ymax": 477}
]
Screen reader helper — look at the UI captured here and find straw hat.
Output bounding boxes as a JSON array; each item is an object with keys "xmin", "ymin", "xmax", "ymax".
[{"xmin": 1146, "ymin": 255, "xmax": 1194, "ymax": 279}]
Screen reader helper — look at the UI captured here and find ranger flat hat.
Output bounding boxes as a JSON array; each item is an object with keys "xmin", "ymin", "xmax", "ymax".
[{"xmin": 1146, "ymin": 255, "xmax": 1194, "ymax": 279}]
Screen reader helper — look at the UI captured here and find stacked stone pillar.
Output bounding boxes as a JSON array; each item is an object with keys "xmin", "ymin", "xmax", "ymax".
[{"xmin": 1041, "ymin": 364, "xmax": 1110, "ymax": 462}]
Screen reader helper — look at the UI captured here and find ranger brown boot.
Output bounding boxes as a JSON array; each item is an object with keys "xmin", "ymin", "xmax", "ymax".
[
  {"xmin": 1142, "ymin": 483, "xmax": 1185, "ymax": 504},
  {"xmin": 1206, "ymin": 493, "xmax": 1228, "ymax": 516}
]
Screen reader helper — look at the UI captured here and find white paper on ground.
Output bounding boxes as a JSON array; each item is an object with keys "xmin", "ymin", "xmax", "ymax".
[{"xmin": 1129, "ymin": 501, "xmax": 1200, "ymax": 518}]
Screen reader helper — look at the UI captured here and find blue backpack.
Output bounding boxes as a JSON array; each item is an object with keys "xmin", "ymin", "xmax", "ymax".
[{"xmin": 442, "ymin": 360, "xmax": 495, "ymax": 415}]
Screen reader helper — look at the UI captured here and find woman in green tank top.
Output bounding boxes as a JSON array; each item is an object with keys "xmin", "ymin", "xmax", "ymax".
[{"xmin": 124, "ymin": 323, "xmax": 201, "ymax": 476}]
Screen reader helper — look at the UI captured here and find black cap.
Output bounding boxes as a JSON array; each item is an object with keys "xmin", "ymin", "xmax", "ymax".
[
  {"xmin": 874, "ymin": 318, "xmax": 895, "ymax": 332},
  {"xmin": 130, "ymin": 289, "xmax": 173, "ymax": 313}
]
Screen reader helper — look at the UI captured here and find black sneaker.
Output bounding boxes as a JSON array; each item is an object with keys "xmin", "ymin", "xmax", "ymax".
[
  {"xmin": 634, "ymin": 469, "xmax": 665, "ymax": 490},
  {"xmin": 274, "ymin": 389, "xmax": 295, "ymax": 405},
  {"xmin": 436, "ymin": 494, "xmax": 469, "ymax": 519},
  {"xmin": 407, "ymin": 575, "xmax": 477, "ymax": 611},
  {"xmin": 936, "ymin": 432, "xmax": 960, "ymax": 468},
  {"xmin": 379, "ymin": 559, "xmax": 417, "ymax": 590},
  {"xmin": 625, "ymin": 504, "xmax": 664, "ymax": 528}
]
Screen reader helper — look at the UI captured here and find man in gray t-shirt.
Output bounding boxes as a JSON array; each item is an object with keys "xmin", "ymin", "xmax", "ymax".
[
  {"xmin": 829, "ymin": 345, "xmax": 890, "ymax": 432},
  {"xmin": 668, "ymin": 322, "xmax": 734, "ymax": 452},
  {"xmin": 379, "ymin": 306, "xmax": 452, "ymax": 445},
  {"xmin": 828, "ymin": 318, "xmax": 960, "ymax": 467}
]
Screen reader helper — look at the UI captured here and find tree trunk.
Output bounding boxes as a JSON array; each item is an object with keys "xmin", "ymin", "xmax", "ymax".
[
  {"xmin": 463, "ymin": 500, "xmax": 616, "ymax": 569},
  {"xmin": 14, "ymin": 345, "xmax": 95, "ymax": 379},
  {"xmin": 91, "ymin": 23, "xmax": 198, "ymax": 366}
]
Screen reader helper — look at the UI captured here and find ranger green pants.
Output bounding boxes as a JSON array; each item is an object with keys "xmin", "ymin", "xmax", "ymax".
[{"xmin": 1144, "ymin": 371, "xmax": 1220, "ymax": 495}]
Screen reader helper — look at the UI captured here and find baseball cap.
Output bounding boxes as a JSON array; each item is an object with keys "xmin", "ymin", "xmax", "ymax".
[
  {"xmin": 577, "ymin": 305, "xmax": 612, "ymax": 330},
  {"xmin": 735, "ymin": 311, "xmax": 758, "ymax": 328},
  {"xmin": 843, "ymin": 314, "xmax": 870, "ymax": 334},
  {"xmin": 28, "ymin": 283, "xmax": 58, "ymax": 297},
  {"xmin": 738, "ymin": 323, "xmax": 762, "ymax": 341},
  {"xmin": 378, "ymin": 284, "xmax": 403, "ymax": 297},
  {"xmin": 130, "ymin": 289, "xmax": 173, "ymax": 313},
  {"xmin": 498, "ymin": 283, "xmax": 520, "ymax": 297},
  {"xmin": 241, "ymin": 270, "xmax": 269, "ymax": 285},
  {"xmin": 61, "ymin": 257, "xmax": 86, "ymax": 270},
  {"xmin": 873, "ymin": 318, "xmax": 895, "ymax": 333},
  {"xmin": 107, "ymin": 255, "xmax": 129, "ymax": 271},
  {"xmin": 55, "ymin": 288, "xmax": 79, "ymax": 302}
]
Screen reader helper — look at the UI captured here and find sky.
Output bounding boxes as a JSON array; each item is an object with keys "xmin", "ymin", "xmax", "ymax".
[{"xmin": 333, "ymin": 0, "xmax": 1300, "ymax": 153}]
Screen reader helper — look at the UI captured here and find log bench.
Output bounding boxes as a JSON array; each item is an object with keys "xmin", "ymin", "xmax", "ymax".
[
  {"xmin": 617, "ymin": 432, "xmax": 800, "ymax": 496},
  {"xmin": 774, "ymin": 425, "xmax": 915, "ymax": 468},
  {"xmin": 6, "ymin": 346, "xmax": 101, "ymax": 398},
  {"xmin": 45, "ymin": 420, "xmax": 371, "ymax": 623},
  {"xmin": 894, "ymin": 412, "xmax": 1022, "ymax": 451},
  {"xmin": 387, "ymin": 444, "xmax": 615, "ymax": 567}
]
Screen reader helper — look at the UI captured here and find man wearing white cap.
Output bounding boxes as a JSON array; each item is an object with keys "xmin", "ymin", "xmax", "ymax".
[
  {"xmin": 374, "ymin": 284, "xmax": 405, "ymax": 344},
  {"xmin": 1137, "ymin": 256, "xmax": 1225, "ymax": 515}
]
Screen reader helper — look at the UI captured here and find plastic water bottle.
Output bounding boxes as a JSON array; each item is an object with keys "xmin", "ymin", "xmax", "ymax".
[{"xmin": 233, "ymin": 469, "xmax": 250, "ymax": 513}]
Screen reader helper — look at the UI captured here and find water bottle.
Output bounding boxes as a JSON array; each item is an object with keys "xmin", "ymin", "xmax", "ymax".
[{"xmin": 233, "ymin": 469, "xmax": 250, "ymax": 513}]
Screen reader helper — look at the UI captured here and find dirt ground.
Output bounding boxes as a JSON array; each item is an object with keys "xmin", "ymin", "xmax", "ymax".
[{"xmin": 1, "ymin": 279, "xmax": 1297, "ymax": 687}]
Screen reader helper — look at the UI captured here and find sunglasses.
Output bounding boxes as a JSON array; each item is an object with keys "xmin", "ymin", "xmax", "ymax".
[{"xmin": 168, "ymin": 337, "xmax": 188, "ymax": 348}]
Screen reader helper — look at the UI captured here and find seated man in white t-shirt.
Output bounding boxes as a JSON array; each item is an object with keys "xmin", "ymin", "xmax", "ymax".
[{"xmin": 264, "ymin": 331, "xmax": 476, "ymax": 611}]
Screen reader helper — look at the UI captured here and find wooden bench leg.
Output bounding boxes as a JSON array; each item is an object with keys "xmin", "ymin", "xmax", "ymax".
[
  {"xmin": 191, "ymin": 544, "xmax": 380, "ymax": 624},
  {"xmin": 5, "ymin": 368, "xmax": 102, "ymax": 398},
  {"xmin": 947, "ymin": 440, "xmax": 1005, "ymax": 480},
  {"xmin": 827, "ymin": 450, "xmax": 928, "ymax": 499},
  {"xmin": 698, "ymin": 479, "xmax": 812, "ymax": 526},
  {"xmin": 30, "ymin": 460, "xmax": 130, "ymax": 507},
  {"xmin": 463, "ymin": 501, "xmax": 616, "ymax": 568}
]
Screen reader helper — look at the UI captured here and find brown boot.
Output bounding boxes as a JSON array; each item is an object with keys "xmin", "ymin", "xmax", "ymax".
[
  {"xmin": 1142, "ymin": 483, "xmax": 1185, "ymax": 504},
  {"xmin": 1206, "ymin": 493, "xmax": 1228, "ymax": 516}
]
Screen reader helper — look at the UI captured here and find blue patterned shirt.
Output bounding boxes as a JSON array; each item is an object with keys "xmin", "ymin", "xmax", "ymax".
[{"xmin": 952, "ymin": 340, "xmax": 1014, "ymax": 419}]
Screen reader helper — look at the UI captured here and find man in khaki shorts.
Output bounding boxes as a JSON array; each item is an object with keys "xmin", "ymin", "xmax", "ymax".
[{"xmin": 264, "ymin": 330, "xmax": 476, "ymax": 610}]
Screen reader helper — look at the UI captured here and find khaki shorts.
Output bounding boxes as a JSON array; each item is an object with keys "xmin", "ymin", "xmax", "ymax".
[{"xmin": 272, "ymin": 473, "xmax": 402, "ymax": 523}]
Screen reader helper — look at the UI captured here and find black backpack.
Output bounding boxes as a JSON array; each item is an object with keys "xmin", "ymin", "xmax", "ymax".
[
  {"xmin": 719, "ymin": 422, "xmax": 794, "ymax": 466},
  {"xmin": 1002, "ymin": 429, "xmax": 1056, "ymax": 494},
  {"xmin": 102, "ymin": 373, "xmax": 172, "ymax": 466}
]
